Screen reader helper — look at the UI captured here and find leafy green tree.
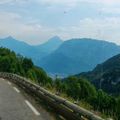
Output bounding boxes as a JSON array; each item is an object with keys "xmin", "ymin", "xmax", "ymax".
[
  {"xmin": 116, "ymin": 97, "xmax": 120, "ymax": 119},
  {"xmin": 0, "ymin": 47, "xmax": 52, "ymax": 86},
  {"xmin": 0, "ymin": 56, "xmax": 11, "ymax": 72},
  {"xmin": 22, "ymin": 58, "xmax": 33, "ymax": 72}
]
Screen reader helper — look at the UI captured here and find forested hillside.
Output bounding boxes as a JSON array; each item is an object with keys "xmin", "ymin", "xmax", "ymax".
[
  {"xmin": 77, "ymin": 53, "xmax": 120, "ymax": 95},
  {"xmin": 56, "ymin": 76, "xmax": 120, "ymax": 119},
  {"xmin": 0, "ymin": 47, "xmax": 52, "ymax": 85}
]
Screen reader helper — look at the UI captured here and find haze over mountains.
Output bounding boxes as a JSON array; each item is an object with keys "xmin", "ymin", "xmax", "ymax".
[
  {"xmin": 0, "ymin": 36, "xmax": 63, "ymax": 65},
  {"xmin": 40, "ymin": 38, "xmax": 120, "ymax": 76},
  {"xmin": 1, "ymin": 36, "xmax": 120, "ymax": 76}
]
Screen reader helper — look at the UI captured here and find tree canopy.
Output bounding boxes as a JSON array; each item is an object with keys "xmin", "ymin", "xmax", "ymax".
[{"xmin": 0, "ymin": 47, "xmax": 52, "ymax": 85}]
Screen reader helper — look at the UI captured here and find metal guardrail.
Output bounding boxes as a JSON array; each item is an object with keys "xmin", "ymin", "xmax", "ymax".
[{"xmin": 0, "ymin": 72, "xmax": 105, "ymax": 120}]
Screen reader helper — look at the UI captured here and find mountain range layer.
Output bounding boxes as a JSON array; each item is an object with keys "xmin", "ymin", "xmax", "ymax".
[
  {"xmin": 39, "ymin": 38, "xmax": 120, "ymax": 76},
  {"xmin": 1, "ymin": 36, "xmax": 120, "ymax": 76},
  {"xmin": 0, "ymin": 36, "xmax": 63, "ymax": 66}
]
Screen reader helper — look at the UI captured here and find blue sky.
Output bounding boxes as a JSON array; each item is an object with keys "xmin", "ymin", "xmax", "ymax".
[{"xmin": 0, "ymin": 0, "xmax": 120, "ymax": 45}]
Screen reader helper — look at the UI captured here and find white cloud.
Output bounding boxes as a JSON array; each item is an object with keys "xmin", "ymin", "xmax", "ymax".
[
  {"xmin": 0, "ymin": 0, "xmax": 30, "ymax": 5},
  {"xmin": 101, "ymin": 7, "xmax": 120, "ymax": 14},
  {"xmin": 0, "ymin": 0, "xmax": 13, "ymax": 4},
  {"xmin": 37, "ymin": 0, "xmax": 120, "ymax": 5},
  {"xmin": 79, "ymin": 0, "xmax": 120, "ymax": 5},
  {"xmin": 0, "ymin": 0, "xmax": 120, "ymax": 45},
  {"xmin": 34, "ymin": 0, "xmax": 120, "ymax": 12},
  {"xmin": 0, "ymin": 11, "xmax": 57, "ymax": 44},
  {"xmin": 1, "ymin": 0, "xmax": 120, "ymax": 6},
  {"xmin": 57, "ymin": 17, "xmax": 120, "ymax": 45},
  {"xmin": 0, "ymin": 11, "xmax": 120, "ymax": 45},
  {"xmin": 1, "ymin": 0, "xmax": 120, "ymax": 12}
]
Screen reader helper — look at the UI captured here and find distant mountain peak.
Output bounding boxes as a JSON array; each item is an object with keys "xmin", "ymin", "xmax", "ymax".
[
  {"xmin": 48, "ymin": 36, "xmax": 62, "ymax": 43},
  {"xmin": 51, "ymin": 36, "xmax": 61, "ymax": 39},
  {"xmin": 0, "ymin": 36, "xmax": 29, "ymax": 46},
  {"xmin": 34, "ymin": 36, "xmax": 63, "ymax": 54},
  {"xmin": 6, "ymin": 36, "xmax": 14, "ymax": 40}
]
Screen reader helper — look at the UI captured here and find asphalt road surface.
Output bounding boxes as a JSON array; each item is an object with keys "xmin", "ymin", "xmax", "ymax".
[{"xmin": 0, "ymin": 78, "xmax": 54, "ymax": 120}]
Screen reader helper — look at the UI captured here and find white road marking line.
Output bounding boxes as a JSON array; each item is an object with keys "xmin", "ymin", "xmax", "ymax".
[
  {"xmin": 13, "ymin": 87, "xmax": 20, "ymax": 93},
  {"xmin": 25, "ymin": 100, "xmax": 40, "ymax": 116},
  {"xmin": 8, "ymin": 81, "xmax": 12, "ymax": 85}
]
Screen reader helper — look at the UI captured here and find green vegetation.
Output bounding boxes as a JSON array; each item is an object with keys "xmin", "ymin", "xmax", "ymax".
[
  {"xmin": 54, "ymin": 77, "xmax": 120, "ymax": 119},
  {"xmin": 76, "ymin": 53, "xmax": 120, "ymax": 95},
  {"xmin": 0, "ymin": 47, "xmax": 52, "ymax": 86},
  {"xmin": 0, "ymin": 47, "xmax": 120, "ymax": 119}
]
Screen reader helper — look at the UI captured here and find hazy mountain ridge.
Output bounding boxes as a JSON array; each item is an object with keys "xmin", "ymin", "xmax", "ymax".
[
  {"xmin": 35, "ymin": 36, "xmax": 62, "ymax": 54},
  {"xmin": 0, "ymin": 36, "xmax": 63, "ymax": 65},
  {"xmin": 40, "ymin": 38, "xmax": 120, "ymax": 76},
  {"xmin": 1, "ymin": 37, "xmax": 120, "ymax": 77}
]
